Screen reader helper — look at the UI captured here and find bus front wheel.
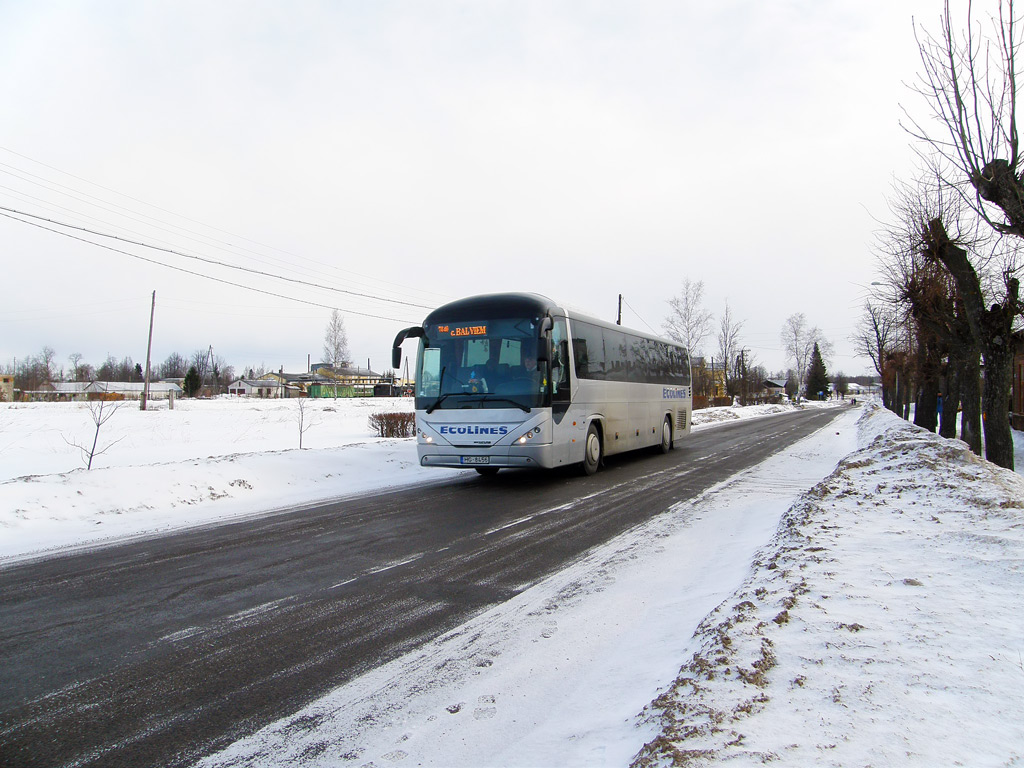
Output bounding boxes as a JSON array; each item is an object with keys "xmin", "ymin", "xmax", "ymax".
[
  {"xmin": 659, "ymin": 417, "xmax": 673, "ymax": 454},
  {"xmin": 582, "ymin": 423, "xmax": 602, "ymax": 476}
]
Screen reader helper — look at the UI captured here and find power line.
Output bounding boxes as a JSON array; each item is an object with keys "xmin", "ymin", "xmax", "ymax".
[
  {"xmin": 0, "ymin": 209, "xmax": 421, "ymax": 324},
  {"xmin": 0, "ymin": 145, "xmax": 453, "ymax": 307},
  {"xmin": 0, "ymin": 205, "xmax": 434, "ymax": 312},
  {"xmin": 619, "ymin": 296, "xmax": 659, "ymax": 334}
]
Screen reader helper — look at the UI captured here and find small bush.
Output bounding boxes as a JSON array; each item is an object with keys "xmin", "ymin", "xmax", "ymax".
[{"xmin": 369, "ymin": 411, "xmax": 416, "ymax": 438}]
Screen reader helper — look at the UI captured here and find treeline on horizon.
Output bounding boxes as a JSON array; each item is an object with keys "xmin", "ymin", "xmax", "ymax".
[{"xmin": 3, "ymin": 346, "xmax": 252, "ymax": 392}]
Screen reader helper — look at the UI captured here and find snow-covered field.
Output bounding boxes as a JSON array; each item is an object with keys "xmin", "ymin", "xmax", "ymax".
[{"xmin": 2, "ymin": 397, "xmax": 1023, "ymax": 766}]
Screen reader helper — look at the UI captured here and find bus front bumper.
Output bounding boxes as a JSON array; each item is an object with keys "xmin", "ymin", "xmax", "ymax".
[{"xmin": 418, "ymin": 443, "xmax": 558, "ymax": 470}]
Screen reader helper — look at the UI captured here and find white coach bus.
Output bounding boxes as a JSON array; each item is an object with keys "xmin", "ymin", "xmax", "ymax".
[{"xmin": 391, "ymin": 293, "xmax": 692, "ymax": 476}]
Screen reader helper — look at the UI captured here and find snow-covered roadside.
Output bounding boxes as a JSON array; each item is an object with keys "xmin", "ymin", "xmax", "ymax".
[
  {"xmin": 630, "ymin": 404, "xmax": 1024, "ymax": 767},
  {"xmin": 193, "ymin": 403, "xmax": 1024, "ymax": 767},
  {"xmin": 195, "ymin": 406, "xmax": 862, "ymax": 768}
]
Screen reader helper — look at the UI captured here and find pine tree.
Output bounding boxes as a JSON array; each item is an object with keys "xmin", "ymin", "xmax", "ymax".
[
  {"xmin": 805, "ymin": 343, "xmax": 830, "ymax": 401},
  {"xmin": 183, "ymin": 366, "xmax": 201, "ymax": 398}
]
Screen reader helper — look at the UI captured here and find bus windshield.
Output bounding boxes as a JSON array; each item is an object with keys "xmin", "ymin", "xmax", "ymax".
[{"xmin": 415, "ymin": 317, "xmax": 548, "ymax": 411}]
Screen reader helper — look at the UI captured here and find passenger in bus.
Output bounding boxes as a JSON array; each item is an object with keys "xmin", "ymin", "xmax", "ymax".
[{"xmin": 470, "ymin": 356, "xmax": 501, "ymax": 393}]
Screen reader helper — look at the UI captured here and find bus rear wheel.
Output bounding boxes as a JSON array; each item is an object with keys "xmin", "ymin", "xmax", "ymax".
[{"xmin": 582, "ymin": 423, "xmax": 602, "ymax": 475}]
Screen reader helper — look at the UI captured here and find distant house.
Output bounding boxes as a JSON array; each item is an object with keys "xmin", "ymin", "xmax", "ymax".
[
  {"xmin": 309, "ymin": 364, "xmax": 388, "ymax": 397},
  {"xmin": 764, "ymin": 379, "xmax": 788, "ymax": 399},
  {"xmin": 227, "ymin": 378, "xmax": 287, "ymax": 398},
  {"xmin": 0, "ymin": 374, "xmax": 13, "ymax": 402},
  {"xmin": 258, "ymin": 371, "xmax": 327, "ymax": 398}
]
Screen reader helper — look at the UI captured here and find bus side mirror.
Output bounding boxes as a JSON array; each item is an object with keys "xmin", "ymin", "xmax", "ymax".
[
  {"xmin": 537, "ymin": 338, "xmax": 551, "ymax": 363},
  {"xmin": 392, "ymin": 326, "xmax": 425, "ymax": 369}
]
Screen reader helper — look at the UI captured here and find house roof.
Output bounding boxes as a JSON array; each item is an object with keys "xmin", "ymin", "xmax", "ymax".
[
  {"xmin": 92, "ymin": 381, "xmax": 183, "ymax": 393},
  {"xmin": 45, "ymin": 382, "xmax": 91, "ymax": 393}
]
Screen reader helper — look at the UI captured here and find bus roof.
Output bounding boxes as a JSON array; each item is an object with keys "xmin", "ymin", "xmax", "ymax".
[
  {"xmin": 421, "ymin": 292, "xmax": 684, "ymax": 349},
  {"xmin": 422, "ymin": 293, "xmax": 558, "ymax": 324}
]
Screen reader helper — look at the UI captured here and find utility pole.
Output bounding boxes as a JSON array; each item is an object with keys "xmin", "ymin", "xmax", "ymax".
[
  {"xmin": 141, "ymin": 290, "xmax": 155, "ymax": 411},
  {"xmin": 616, "ymin": 294, "xmax": 622, "ymax": 326}
]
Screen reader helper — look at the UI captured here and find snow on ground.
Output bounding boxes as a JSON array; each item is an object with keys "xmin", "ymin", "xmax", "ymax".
[
  {"xmin": 3, "ymin": 398, "xmax": 1023, "ymax": 767},
  {"xmin": 0, "ymin": 397, "xmax": 810, "ymax": 562}
]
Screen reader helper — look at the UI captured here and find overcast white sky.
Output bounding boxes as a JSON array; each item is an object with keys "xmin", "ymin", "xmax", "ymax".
[{"xmin": 1, "ymin": 1, "xmax": 954, "ymax": 378}]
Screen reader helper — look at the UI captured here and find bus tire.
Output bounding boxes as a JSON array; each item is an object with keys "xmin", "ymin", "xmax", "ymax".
[
  {"xmin": 659, "ymin": 416, "xmax": 673, "ymax": 454},
  {"xmin": 582, "ymin": 422, "xmax": 602, "ymax": 475}
]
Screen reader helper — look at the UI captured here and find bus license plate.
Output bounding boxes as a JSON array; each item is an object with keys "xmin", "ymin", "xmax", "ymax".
[{"xmin": 461, "ymin": 456, "xmax": 490, "ymax": 465}]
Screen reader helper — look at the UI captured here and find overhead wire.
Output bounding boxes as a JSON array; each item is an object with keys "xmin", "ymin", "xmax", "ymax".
[
  {"xmin": 0, "ymin": 205, "xmax": 434, "ymax": 312},
  {"xmin": 0, "ymin": 208, "xmax": 422, "ymax": 324},
  {"xmin": 0, "ymin": 146, "xmax": 453, "ymax": 308}
]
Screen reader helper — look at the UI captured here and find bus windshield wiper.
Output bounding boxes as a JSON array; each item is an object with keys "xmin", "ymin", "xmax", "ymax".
[
  {"xmin": 479, "ymin": 396, "xmax": 531, "ymax": 413},
  {"xmin": 425, "ymin": 366, "xmax": 449, "ymax": 414},
  {"xmin": 425, "ymin": 393, "xmax": 456, "ymax": 414}
]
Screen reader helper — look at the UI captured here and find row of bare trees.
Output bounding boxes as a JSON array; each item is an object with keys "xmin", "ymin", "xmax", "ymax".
[
  {"xmin": 6, "ymin": 310, "xmax": 351, "ymax": 398},
  {"xmin": 662, "ymin": 279, "xmax": 838, "ymax": 403},
  {"xmin": 4, "ymin": 347, "xmax": 236, "ymax": 396},
  {"xmin": 857, "ymin": 0, "xmax": 1023, "ymax": 469}
]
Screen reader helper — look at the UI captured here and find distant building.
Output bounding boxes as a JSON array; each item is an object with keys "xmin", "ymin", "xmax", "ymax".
[
  {"xmin": 0, "ymin": 374, "xmax": 14, "ymax": 402},
  {"xmin": 227, "ymin": 378, "xmax": 287, "ymax": 398},
  {"xmin": 25, "ymin": 381, "xmax": 182, "ymax": 402}
]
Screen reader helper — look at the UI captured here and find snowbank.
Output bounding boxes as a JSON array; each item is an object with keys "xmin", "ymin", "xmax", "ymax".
[{"xmin": 632, "ymin": 403, "xmax": 1024, "ymax": 767}]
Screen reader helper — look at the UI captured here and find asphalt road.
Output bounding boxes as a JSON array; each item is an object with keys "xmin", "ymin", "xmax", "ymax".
[{"xmin": 0, "ymin": 406, "xmax": 845, "ymax": 768}]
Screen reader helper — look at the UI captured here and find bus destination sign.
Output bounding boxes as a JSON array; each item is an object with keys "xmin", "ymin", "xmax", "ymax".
[{"xmin": 437, "ymin": 324, "xmax": 488, "ymax": 337}]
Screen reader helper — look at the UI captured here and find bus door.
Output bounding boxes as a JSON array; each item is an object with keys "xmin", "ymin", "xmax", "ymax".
[{"xmin": 549, "ymin": 317, "xmax": 571, "ymax": 417}]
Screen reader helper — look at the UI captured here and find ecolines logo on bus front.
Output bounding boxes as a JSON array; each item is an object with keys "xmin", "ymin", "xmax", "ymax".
[
  {"xmin": 438, "ymin": 425, "xmax": 510, "ymax": 436},
  {"xmin": 663, "ymin": 387, "xmax": 688, "ymax": 399}
]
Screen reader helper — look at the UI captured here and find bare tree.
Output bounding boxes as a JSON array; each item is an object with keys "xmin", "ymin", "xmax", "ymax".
[
  {"xmin": 663, "ymin": 278, "xmax": 714, "ymax": 356},
  {"xmin": 297, "ymin": 398, "xmax": 317, "ymax": 449},
  {"xmin": 323, "ymin": 310, "xmax": 351, "ymax": 369},
  {"xmin": 922, "ymin": 217, "xmax": 1021, "ymax": 467},
  {"xmin": 852, "ymin": 301, "xmax": 898, "ymax": 386},
  {"xmin": 905, "ymin": 1, "xmax": 1024, "ymax": 467},
  {"xmin": 716, "ymin": 301, "xmax": 744, "ymax": 396},
  {"xmin": 68, "ymin": 352, "xmax": 83, "ymax": 382},
  {"xmin": 191, "ymin": 349, "xmax": 209, "ymax": 384},
  {"xmin": 160, "ymin": 352, "xmax": 188, "ymax": 379},
  {"xmin": 906, "ymin": 0, "xmax": 1024, "ymax": 237},
  {"xmin": 63, "ymin": 400, "xmax": 124, "ymax": 470},
  {"xmin": 780, "ymin": 314, "xmax": 833, "ymax": 398},
  {"xmin": 39, "ymin": 346, "xmax": 56, "ymax": 385},
  {"xmin": 323, "ymin": 309, "xmax": 351, "ymax": 399},
  {"xmin": 874, "ymin": 168, "xmax": 984, "ymax": 447}
]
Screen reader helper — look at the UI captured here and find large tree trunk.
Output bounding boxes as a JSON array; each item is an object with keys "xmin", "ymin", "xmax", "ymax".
[
  {"xmin": 913, "ymin": 336, "xmax": 941, "ymax": 432},
  {"xmin": 980, "ymin": 299, "xmax": 1018, "ymax": 468},
  {"xmin": 939, "ymin": 361, "xmax": 960, "ymax": 439},
  {"xmin": 925, "ymin": 218, "xmax": 1018, "ymax": 468},
  {"xmin": 960, "ymin": 354, "xmax": 983, "ymax": 455}
]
